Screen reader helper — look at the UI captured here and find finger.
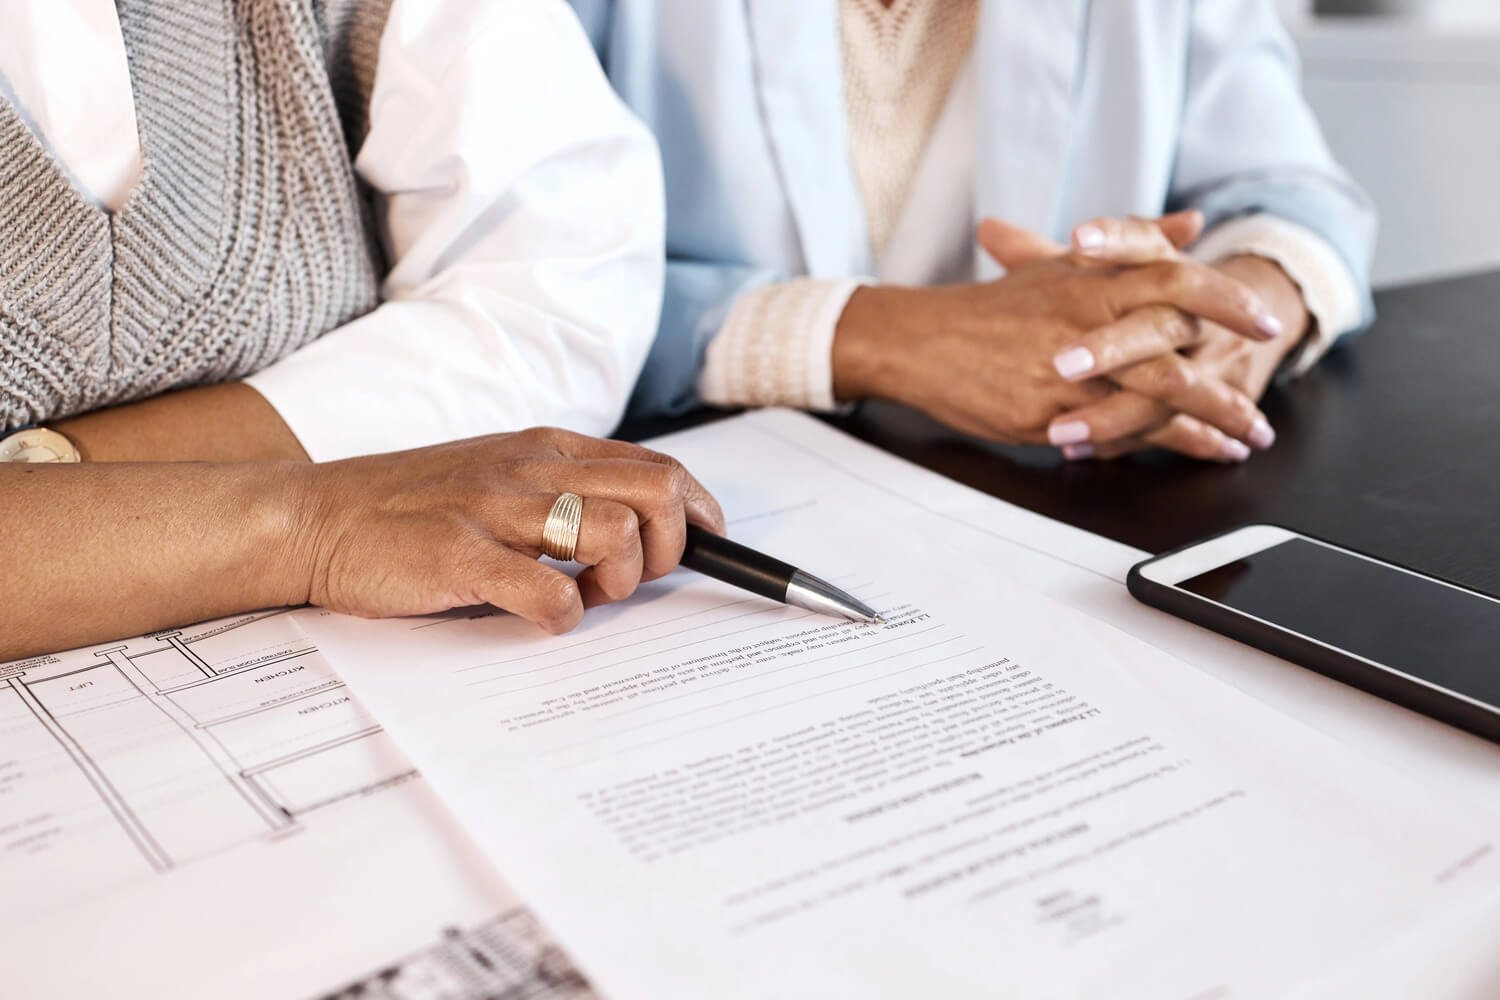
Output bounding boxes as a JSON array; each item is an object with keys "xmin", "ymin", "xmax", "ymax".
[
  {"xmin": 1085, "ymin": 414, "xmax": 1253, "ymax": 464},
  {"xmin": 1072, "ymin": 215, "xmax": 1183, "ymax": 265},
  {"xmin": 505, "ymin": 458, "xmax": 704, "ymax": 581},
  {"xmin": 571, "ymin": 497, "xmax": 646, "ymax": 606},
  {"xmin": 1071, "ymin": 212, "xmax": 1204, "ymax": 262},
  {"xmin": 1060, "ymin": 440, "xmax": 1114, "ymax": 461},
  {"xmin": 1147, "ymin": 414, "xmax": 1254, "ymax": 463},
  {"xmin": 473, "ymin": 546, "xmax": 586, "ymax": 635},
  {"xmin": 575, "ymin": 568, "xmax": 615, "ymax": 610},
  {"xmin": 1050, "ymin": 305, "xmax": 1204, "ymax": 381},
  {"xmin": 1046, "ymin": 390, "xmax": 1176, "ymax": 449},
  {"xmin": 1108, "ymin": 259, "xmax": 1284, "ymax": 342},
  {"xmin": 535, "ymin": 433, "xmax": 726, "ymax": 535},
  {"xmin": 1049, "ymin": 379, "xmax": 1271, "ymax": 455},
  {"xmin": 1112, "ymin": 353, "xmax": 1275, "ymax": 449},
  {"xmin": 976, "ymin": 217, "xmax": 1067, "ymax": 270},
  {"xmin": 621, "ymin": 451, "xmax": 726, "ymax": 535},
  {"xmin": 1156, "ymin": 210, "xmax": 1205, "ymax": 251}
]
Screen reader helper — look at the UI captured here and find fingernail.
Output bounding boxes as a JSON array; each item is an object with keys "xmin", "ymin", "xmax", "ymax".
[
  {"xmin": 1062, "ymin": 443, "xmax": 1095, "ymax": 461},
  {"xmin": 1048, "ymin": 420, "xmax": 1091, "ymax": 446},
  {"xmin": 1075, "ymin": 224, "xmax": 1106, "ymax": 252},
  {"xmin": 1248, "ymin": 418, "xmax": 1276, "ymax": 450},
  {"xmin": 1255, "ymin": 309, "xmax": 1284, "ymax": 339},
  {"xmin": 1220, "ymin": 438, "xmax": 1251, "ymax": 463},
  {"xmin": 1052, "ymin": 346, "xmax": 1095, "ymax": 380}
]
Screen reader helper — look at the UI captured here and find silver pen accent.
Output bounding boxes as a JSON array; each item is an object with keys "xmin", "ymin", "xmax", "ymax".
[{"xmin": 785, "ymin": 570, "xmax": 886, "ymax": 624}]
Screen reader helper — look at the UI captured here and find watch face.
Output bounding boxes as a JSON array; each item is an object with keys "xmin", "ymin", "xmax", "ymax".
[{"xmin": 0, "ymin": 428, "xmax": 81, "ymax": 463}]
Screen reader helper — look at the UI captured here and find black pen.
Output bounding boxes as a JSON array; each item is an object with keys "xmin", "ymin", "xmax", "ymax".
[{"xmin": 680, "ymin": 525, "xmax": 885, "ymax": 624}]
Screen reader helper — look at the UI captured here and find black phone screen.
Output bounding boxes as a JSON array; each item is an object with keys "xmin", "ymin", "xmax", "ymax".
[{"xmin": 1179, "ymin": 538, "xmax": 1500, "ymax": 707}]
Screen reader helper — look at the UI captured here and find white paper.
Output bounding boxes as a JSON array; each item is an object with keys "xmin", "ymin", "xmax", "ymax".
[
  {"xmin": 926, "ymin": 486, "xmax": 1500, "ymax": 818},
  {"xmin": 303, "ymin": 410, "xmax": 1500, "ymax": 1000},
  {"xmin": 0, "ymin": 611, "xmax": 594, "ymax": 999}
]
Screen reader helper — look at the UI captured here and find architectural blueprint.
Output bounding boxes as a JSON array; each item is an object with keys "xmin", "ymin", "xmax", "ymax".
[
  {"xmin": 2, "ymin": 609, "xmax": 413, "ymax": 915},
  {"xmin": 317, "ymin": 909, "xmax": 598, "ymax": 1000},
  {"xmin": 0, "ymin": 610, "xmax": 595, "ymax": 1000}
]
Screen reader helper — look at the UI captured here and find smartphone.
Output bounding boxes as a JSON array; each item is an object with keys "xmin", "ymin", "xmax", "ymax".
[{"xmin": 1128, "ymin": 524, "xmax": 1500, "ymax": 744}]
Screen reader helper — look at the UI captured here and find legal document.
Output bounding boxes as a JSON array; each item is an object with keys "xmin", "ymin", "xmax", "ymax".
[{"xmin": 302, "ymin": 410, "xmax": 1500, "ymax": 1000}]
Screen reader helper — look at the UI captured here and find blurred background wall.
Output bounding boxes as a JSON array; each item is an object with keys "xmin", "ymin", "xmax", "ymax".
[{"xmin": 1273, "ymin": 0, "xmax": 1500, "ymax": 287}]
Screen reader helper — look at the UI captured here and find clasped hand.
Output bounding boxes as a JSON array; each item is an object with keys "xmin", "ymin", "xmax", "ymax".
[{"xmin": 832, "ymin": 211, "xmax": 1304, "ymax": 462}]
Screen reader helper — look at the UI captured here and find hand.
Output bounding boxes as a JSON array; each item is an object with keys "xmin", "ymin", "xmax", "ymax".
[
  {"xmin": 288, "ymin": 429, "xmax": 725, "ymax": 633},
  {"xmin": 980, "ymin": 215, "xmax": 1307, "ymax": 462},
  {"xmin": 831, "ymin": 218, "xmax": 1283, "ymax": 447},
  {"xmin": 1052, "ymin": 254, "xmax": 1306, "ymax": 461}
]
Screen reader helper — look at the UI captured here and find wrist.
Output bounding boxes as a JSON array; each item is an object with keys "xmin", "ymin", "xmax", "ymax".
[
  {"xmin": 1216, "ymin": 254, "xmax": 1310, "ymax": 366},
  {"xmin": 832, "ymin": 285, "xmax": 929, "ymax": 404},
  {"xmin": 253, "ymin": 461, "xmax": 327, "ymax": 609}
]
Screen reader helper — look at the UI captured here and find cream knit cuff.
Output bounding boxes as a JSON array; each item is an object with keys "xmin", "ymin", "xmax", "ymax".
[
  {"xmin": 1193, "ymin": 214, "xmax": 1364, "ymax": 377},
  {"xmin": 697, "ymin": 277, "xmax": 869, "ymax": 411}
]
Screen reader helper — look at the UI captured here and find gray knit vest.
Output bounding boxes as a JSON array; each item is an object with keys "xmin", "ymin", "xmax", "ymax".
[{"xmin": 0, "ymin": 0, "xmax": 392, "ymax": 433}]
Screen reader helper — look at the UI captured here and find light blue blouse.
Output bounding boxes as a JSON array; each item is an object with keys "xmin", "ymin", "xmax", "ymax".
[{"xmin": 570, "ymin": 0, "xmax": 1377, "ymax": 418}]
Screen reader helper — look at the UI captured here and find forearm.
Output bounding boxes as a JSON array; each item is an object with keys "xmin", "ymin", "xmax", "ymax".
[
  {"xmin": 52, "ymin": 382, "xmax": 309, "ymax": 463},
  {"xmin": 0, "ymin": 461, "xmax": 311, "ymax": 659}
]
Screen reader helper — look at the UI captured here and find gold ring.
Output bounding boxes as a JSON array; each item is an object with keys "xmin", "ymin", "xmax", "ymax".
[{"xmin": 541, "ymin": 492, "xmax": 585, "ymax": 562}]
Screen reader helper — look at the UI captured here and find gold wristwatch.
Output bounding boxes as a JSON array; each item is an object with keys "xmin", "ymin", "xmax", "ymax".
[{"xmin": 0, "ymin": 426, "xmax": 82, "ymax": 463}]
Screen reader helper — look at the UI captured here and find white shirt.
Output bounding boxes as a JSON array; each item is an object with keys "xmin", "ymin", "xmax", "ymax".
[{"xmin": 0, "ymin": 0, "xmax": 665, "ymax": 461}]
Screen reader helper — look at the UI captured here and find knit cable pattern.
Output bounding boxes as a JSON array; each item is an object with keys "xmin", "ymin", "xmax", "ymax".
[{"xmin": 0, "ymin": 0, "xmax": 390, "ymax": 431}]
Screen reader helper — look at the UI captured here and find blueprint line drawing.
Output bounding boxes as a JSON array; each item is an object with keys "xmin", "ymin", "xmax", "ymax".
[
  {"xmin": 2, "ymin": 609, "xmax": 609, "ymax": 1000},
  {"xmin": 0, "ymin": 610, "xmax": 417, "ymax": 914},
  {"xmin": 316, "ymin": 908, "xmax": 598, "ymax": 1000}
]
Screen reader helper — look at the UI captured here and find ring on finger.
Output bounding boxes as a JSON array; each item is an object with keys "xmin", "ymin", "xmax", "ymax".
[{"xmin": 541, "ymin": 492, "xmax": 585, "ymax": 562}]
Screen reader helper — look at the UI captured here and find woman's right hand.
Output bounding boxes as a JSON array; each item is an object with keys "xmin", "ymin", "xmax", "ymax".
[{"xmin": 284, "ymin": 428, "xmax": 725, "ymax": 634}]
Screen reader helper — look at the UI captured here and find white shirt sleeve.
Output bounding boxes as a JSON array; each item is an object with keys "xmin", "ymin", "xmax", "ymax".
[{"xmin": 246, "ymin": 0, "xmax": 665, "ymax": 462}]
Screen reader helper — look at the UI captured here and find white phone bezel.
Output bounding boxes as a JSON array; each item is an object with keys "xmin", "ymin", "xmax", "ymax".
[
  {"xmin": 1138, "ymin": 524, "xmax": 1500, "ymax": 719},
  {"xmin": 1135, "ymin": 524, "xmax": 1296, "ymax": 585}
]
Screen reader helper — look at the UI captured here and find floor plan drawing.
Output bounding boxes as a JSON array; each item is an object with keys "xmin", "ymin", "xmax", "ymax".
[
  {"xmin": 1, "ymin": 609, "xmax": 605, "ymax": 1000},
  {"xmin": 317, "ymin": 909, "xmax": 598, "ymax": 1000},
  {"xmin": 1, "ymin": 609, "xmax": 416, "ymax": 916}
]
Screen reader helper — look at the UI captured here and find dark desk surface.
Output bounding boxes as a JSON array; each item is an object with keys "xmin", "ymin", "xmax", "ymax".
[{"xmin": 625, "ymin": 269, "xmax": 1500, "ymax": 597}]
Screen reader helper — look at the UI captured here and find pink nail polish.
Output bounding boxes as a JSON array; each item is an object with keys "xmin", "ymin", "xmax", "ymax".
[
  {"xmin": 1255, "ymin": 310, "xmax": 1284, "ymax": 339},
  {"xmin": 1048, "ymin": 420, "xmax": 1091, "ymax": 446},
  {"xmin": 1075, "ymin": 224, "xmax": 1105, "ymax": 251},
  {"xmin": 1248, "ymin": 418, "xmax": 1275, "ymax": 450},
  {"xmin": 1063, "ymin": 443, "xmax": 1095, "ymax": 461},
  {"xmin": 1053, "ymin": 346, "xmax": 1095, "ymax": 380},
  {"xmin": 1220, "ymin": 438, "xmax": 1251, "ymax": 462}
]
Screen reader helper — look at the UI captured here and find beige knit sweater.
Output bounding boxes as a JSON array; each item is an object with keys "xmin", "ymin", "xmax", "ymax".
[
  {"xmin": 698, "ymin": 0, "xmax": 977, "ymax": 411},
  {"xmin": 843, "ymin": 0, "xmax": 978, "ymax": 259}
]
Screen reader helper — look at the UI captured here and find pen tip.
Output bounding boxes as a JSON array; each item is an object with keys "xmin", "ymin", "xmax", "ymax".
[{"xmin": 872, "ymin": 616, "xmax": 887, "ymax": 625}]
